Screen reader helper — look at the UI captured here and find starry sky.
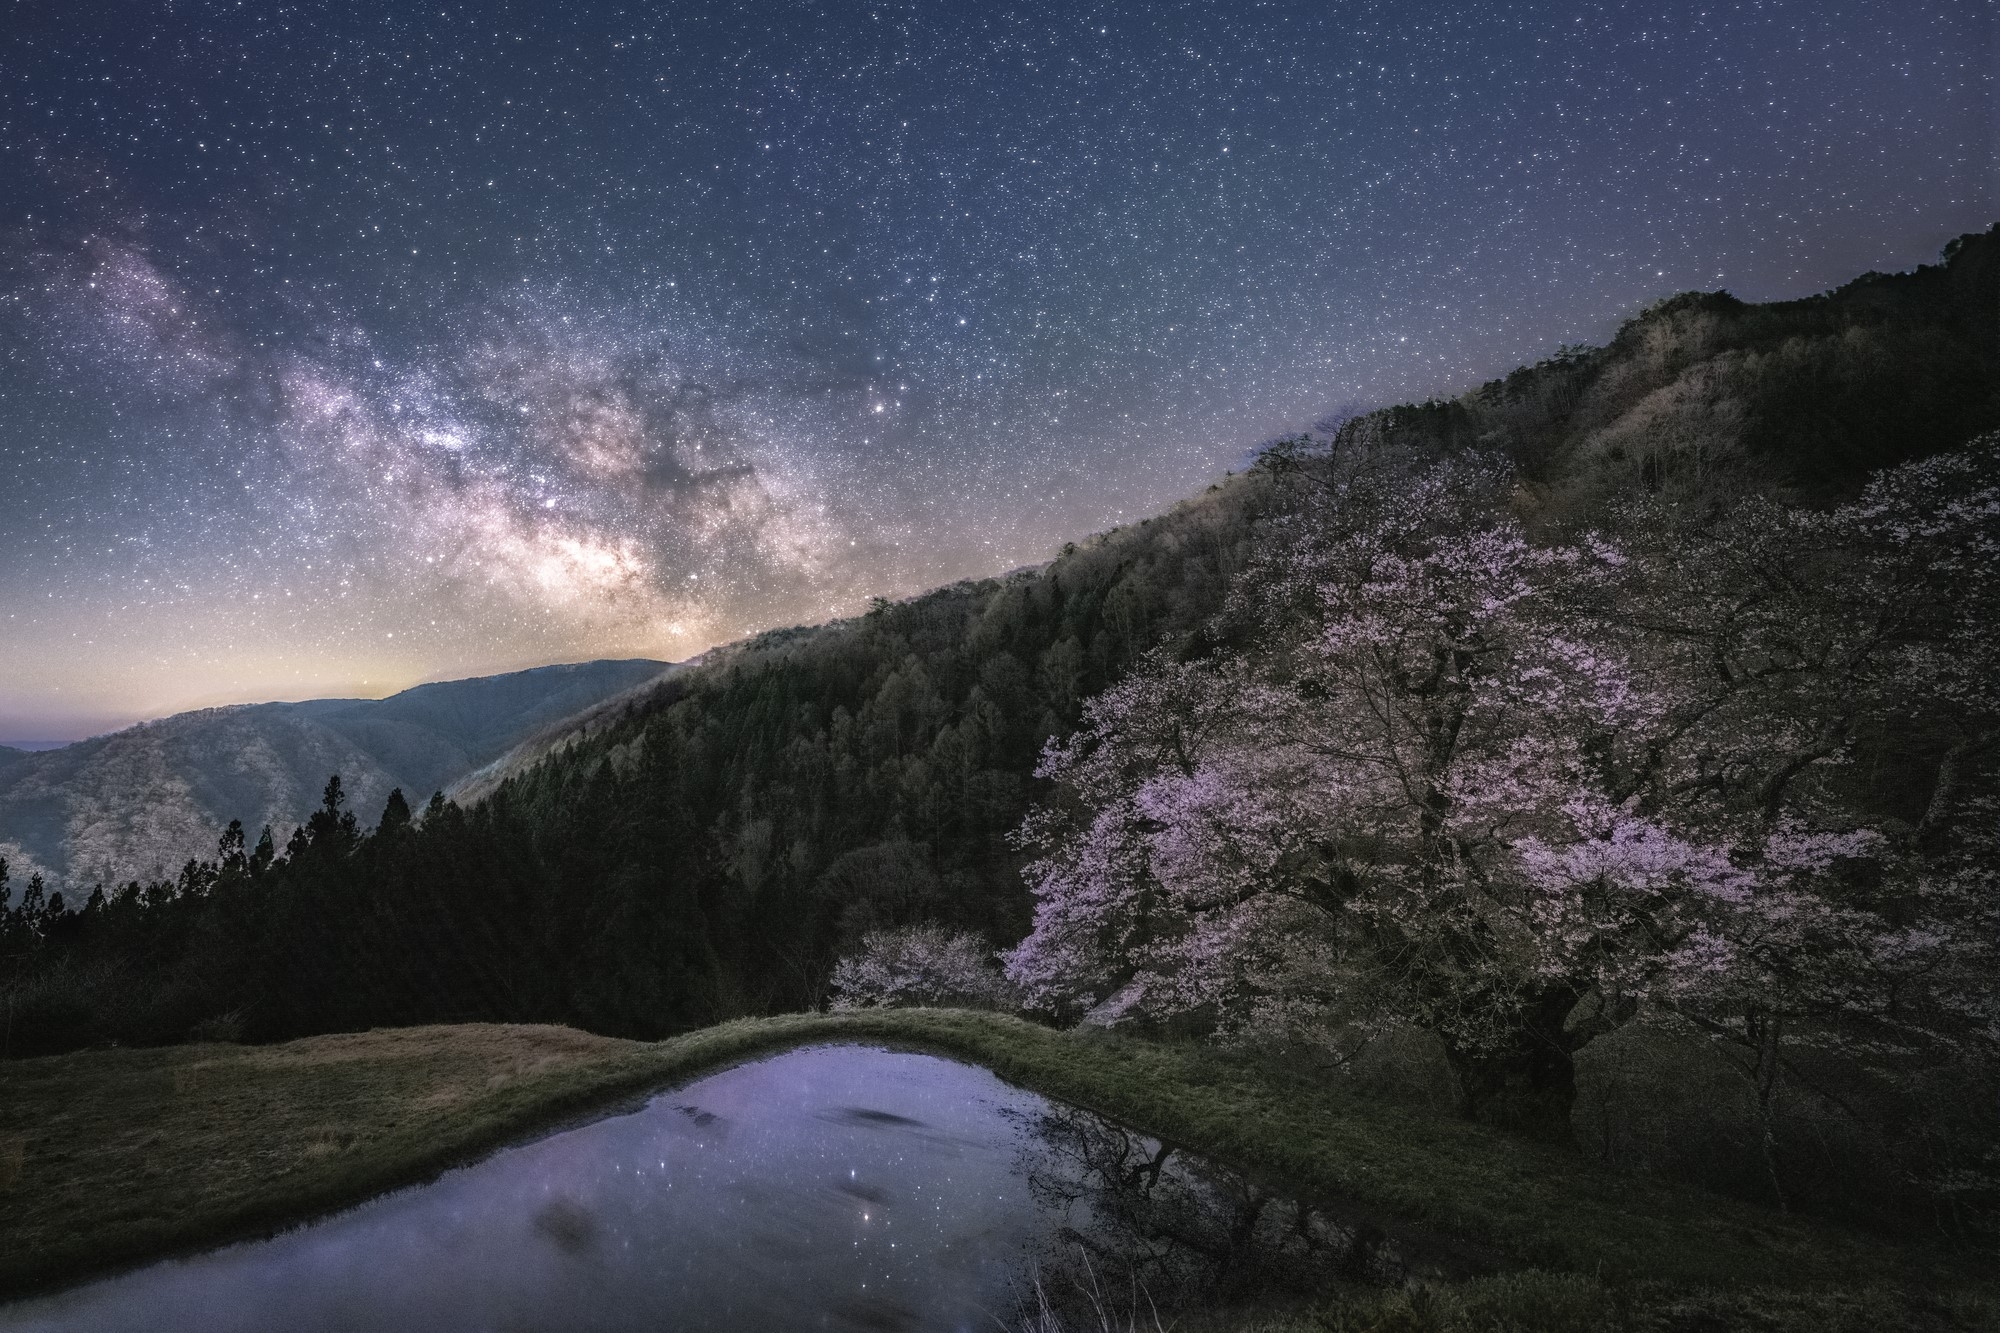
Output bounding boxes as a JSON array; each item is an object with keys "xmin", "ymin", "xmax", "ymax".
[{"xmin": 0, "ymin": 1, "xmax": 1990, "ymax": 743}]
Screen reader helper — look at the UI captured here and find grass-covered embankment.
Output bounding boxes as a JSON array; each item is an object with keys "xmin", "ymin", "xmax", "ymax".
[{"xmin": 2, "ymin": 1010, "xmax": 1991, "ymax": 1329}]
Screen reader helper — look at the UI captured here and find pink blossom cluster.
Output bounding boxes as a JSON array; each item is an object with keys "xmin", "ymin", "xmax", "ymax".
[
  {"xmin": 1005, "ymin": 438, "xmax": 2000, "ymax": 1081},
  {"xmin": 830, "ymin": 923, "xmax": 1018, "ymax": 1011}
]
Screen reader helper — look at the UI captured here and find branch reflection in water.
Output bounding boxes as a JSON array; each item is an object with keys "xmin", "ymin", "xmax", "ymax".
[{"xmin": 1010, "ymin": 1101, "xmax": 1479, "ymax": 1323}]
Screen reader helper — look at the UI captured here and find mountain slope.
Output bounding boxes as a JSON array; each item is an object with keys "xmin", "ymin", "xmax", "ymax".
[
  {"xmin": 1337, "ymin": 221, "xmax": 1998, "ymax": 509},
  {"xmin": 451, "ymin": 225, "xmax": 2000, "ymax": 811},
  {"xmin": 0, "ymin": 659, "xmax": 671, "ymax": 888},
  {"xmin": 444, "ymin": 658, "xmax": 702, "ymax": 808}
]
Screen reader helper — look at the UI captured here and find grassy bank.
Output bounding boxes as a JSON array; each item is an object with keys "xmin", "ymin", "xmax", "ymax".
[{"xmin": 2, "ymin": 1010, "xmax": 1990, "ymax": 1328}]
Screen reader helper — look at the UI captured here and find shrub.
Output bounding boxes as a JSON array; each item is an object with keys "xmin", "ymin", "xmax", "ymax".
[{"xmin": 829, "ymin": 924, "xmax": 1018, "ymax": 1012}]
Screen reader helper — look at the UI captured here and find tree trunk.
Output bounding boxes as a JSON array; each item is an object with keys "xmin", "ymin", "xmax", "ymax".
[
  {"xmin": 1751, "ymin": 1010, "xmax": 1789, "ymax": 1213},
  {"xmin": 1440, "ymin": 990, "xmax": 1584, "ymax": 1141}
]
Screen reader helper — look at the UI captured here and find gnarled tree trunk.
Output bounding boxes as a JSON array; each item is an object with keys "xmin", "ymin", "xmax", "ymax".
[{"xmin": 1439, "ymin": 987, "xmax": 1610, "ymax": 1141}]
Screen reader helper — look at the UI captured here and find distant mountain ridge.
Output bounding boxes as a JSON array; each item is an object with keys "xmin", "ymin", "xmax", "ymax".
[
  {"xmin": 444, "ymin": 653, "xmax": 708, "ymax": 808},
  {"xmin": 0, "ymin": 659, "xmax": 672, "ymax": 890}
]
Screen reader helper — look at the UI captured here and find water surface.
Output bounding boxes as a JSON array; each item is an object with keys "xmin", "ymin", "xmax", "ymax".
[{"xmin": 4, "ymin": 1043, "xmax": 1438, "ymax": 1332}]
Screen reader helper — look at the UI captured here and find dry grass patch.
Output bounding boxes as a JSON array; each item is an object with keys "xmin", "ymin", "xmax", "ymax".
[{"xmin": 0, "ymin": 1024, "xmax": 660, "ymax": 1296}]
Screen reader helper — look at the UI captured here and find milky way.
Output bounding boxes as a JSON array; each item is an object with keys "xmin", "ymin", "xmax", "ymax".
[{"xmin": 0, "ymin": 0, "xmax": 1989, "ymax": 740}]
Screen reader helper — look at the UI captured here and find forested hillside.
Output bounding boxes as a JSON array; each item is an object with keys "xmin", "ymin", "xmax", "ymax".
[{"xmin": 4, "ymin": 228, "xmax": 1996, "ymax": 1234}]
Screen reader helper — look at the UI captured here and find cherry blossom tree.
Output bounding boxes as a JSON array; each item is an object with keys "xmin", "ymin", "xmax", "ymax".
[
  {"xmin": 1006, "ymin": 437, "xmax": 2000, "ymax": 1143},
  {"xmin": 1004, "ymin": 659, "xmax": 1356, "ymax": 1044},
  {"xmin": 1010, "ymin": 450, "xmax": 1653, "ymax": 1131}
]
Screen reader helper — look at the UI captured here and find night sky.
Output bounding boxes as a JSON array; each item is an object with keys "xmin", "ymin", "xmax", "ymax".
[{"xmin": 1, "ymin": 1, "xmax": 1989, "ymax": 743}]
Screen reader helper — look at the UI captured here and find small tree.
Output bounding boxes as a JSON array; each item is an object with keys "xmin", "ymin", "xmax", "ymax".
[{"xmin": 829, "ymin": 924, "xmax": 1017, "ymax": 1011}]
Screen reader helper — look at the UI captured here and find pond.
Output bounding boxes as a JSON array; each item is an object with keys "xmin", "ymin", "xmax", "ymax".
[{"xmin": 2, "ymin": 1044, "xmax": 1459, "ymax": 1332}]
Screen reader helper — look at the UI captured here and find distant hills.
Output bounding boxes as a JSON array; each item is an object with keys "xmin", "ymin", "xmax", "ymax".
[{"xmin": 0, "ymin": 660, "xmax": 673, "ymax": 889}]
